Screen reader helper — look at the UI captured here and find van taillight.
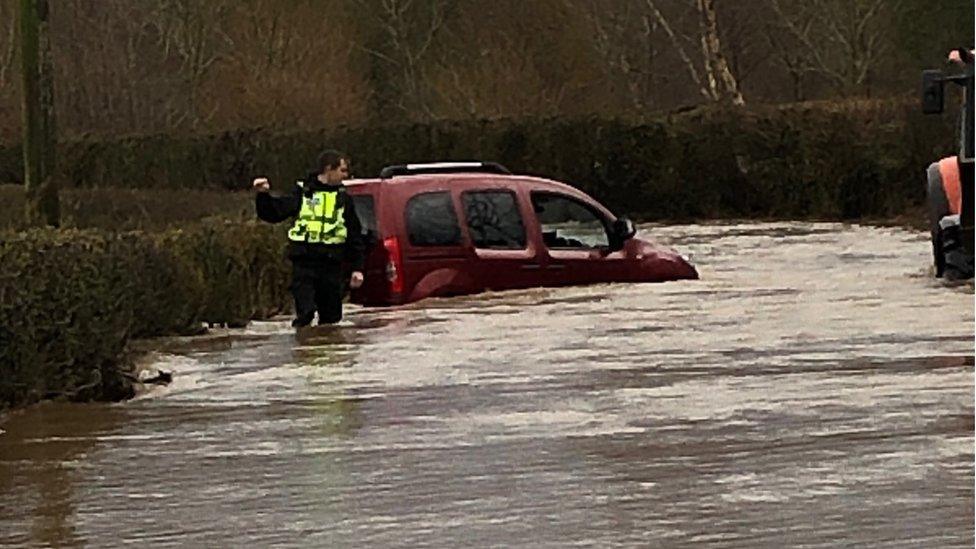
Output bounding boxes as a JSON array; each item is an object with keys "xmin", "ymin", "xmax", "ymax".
[{"xmin": 383, "ymin": 236, "xmax": 404, "ymax": 294}]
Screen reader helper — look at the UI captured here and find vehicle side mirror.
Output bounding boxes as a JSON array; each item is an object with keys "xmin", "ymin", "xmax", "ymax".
[
  {"xmin": 922, "ymin": 70, "xmax": 945, "ymax": 114},
  {"xmin": 608, "ymin": 217, "xmax": 637, "ymax": 251}
]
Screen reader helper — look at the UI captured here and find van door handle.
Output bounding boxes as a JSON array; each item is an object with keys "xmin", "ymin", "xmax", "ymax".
[{"xmin": 520, "ymin": 263, "xmax": 542, "ymax": 270}]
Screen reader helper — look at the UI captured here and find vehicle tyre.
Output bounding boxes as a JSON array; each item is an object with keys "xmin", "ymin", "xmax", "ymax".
[
  {"xmin": 941, "ymin": 218, "xmax": 975, "ymax": 280},
  {"xmin": 926, "ymin": 163, "xmax": 949, "ymax": 277},
  {"xmin": 932, "ymin": 227, "xmax": 946, "ymax": 277}
]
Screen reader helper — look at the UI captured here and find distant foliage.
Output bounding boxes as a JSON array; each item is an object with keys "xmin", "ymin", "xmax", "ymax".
[
  {"xmin": 0, "ymin": 220, "xmax": 291, "ymax": 410},
  {"xmin": 0, "ymin": 0, "xmax": 970, "ymax": 140}
]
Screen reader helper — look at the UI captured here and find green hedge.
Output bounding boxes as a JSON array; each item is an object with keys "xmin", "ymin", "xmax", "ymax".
[
  {"xmin": 0, "ymin": 98, "xmax": 960, "ymax": 221},
  {"xmin": 0, "ymin": 220, "xmax": 291, "ymax": 410},
  {"xmin": 0, "ymin": 185, "xmax": 254, "ymax": 232}
]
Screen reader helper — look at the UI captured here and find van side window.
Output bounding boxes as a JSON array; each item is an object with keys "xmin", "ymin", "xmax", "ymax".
[
  {"xmin": 531, "ymin": 192, "xmax": 609, "ymax": 248},
  {"xmin": 405, "ymin": 191, "xmax": 462, "ymax": 246},
  {"xmin": 462, "ymin": 190, "xmax": 527, "ymax": 249}
]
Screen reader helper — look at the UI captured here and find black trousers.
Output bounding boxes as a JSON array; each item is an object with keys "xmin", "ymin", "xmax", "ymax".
[{"xmin": 290, "ymin": 260, "xmax": 345, "ymax": 326}]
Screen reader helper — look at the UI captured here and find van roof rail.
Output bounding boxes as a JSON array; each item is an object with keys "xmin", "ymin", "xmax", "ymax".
[{"xmin": 379, "ymin": 161, "xmax": 511, "ymax": 179}]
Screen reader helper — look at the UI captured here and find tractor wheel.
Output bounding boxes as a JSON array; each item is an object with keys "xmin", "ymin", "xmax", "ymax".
[
  {"xmin": 932, "ymin": 226, "xmax": 946, "ymax": 277},
  {"xmin": 926, "ymin": 163, "xmax": 950, "ymax": 277}
]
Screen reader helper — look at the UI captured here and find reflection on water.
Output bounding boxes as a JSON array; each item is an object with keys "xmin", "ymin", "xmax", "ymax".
[
  {"xmin": 0, "ymin": 222, "xmax": 972, "ymax": 548},
  {"xmin": 0, "ymin": 405, "xmax": 127, "ymax": 547}
]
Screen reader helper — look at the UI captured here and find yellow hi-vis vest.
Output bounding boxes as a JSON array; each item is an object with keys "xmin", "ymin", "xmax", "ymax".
[{"xmin": 287, "ymin": 186, "xmax": 348, "ymax": 244}]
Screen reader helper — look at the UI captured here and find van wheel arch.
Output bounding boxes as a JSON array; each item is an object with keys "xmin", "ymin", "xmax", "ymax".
[{"xmin": 409, "ymin": 268, "xmax": 474, "ymax": 302}]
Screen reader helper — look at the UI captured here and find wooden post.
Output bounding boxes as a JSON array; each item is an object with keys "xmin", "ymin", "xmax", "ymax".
[{"xmin": 21, "ymin": 0, "xmax": 59, "ymax": 227}]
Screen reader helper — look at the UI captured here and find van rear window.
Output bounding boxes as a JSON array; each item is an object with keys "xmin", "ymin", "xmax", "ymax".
[
  {"xmin": 405, "ymin": 192, "xmax": 462, "ymax": 246},
  {"xmin": 351, "ymin": 194, "xmax": 377, "ymax": 234}
]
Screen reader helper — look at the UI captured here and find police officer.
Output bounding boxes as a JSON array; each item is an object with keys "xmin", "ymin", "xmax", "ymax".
[{"xmin": 253, "ymin": 150, "xmax": 365, "ymax": 327}]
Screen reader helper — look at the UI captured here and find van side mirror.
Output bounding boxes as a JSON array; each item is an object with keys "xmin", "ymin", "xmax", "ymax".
[
  {"xmin": 922, "ymin": 70, "xmax": 945, "ymax": 114},
  {"xmin": 608, "ymin": 217, "xmax": 637, "ymax": 251}
]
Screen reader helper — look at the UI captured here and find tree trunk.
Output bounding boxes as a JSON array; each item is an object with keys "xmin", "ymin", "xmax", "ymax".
[
  {"xmin": 697, "ymin": 0, "xmax": 745, "ymax": 106},
  {"xmin": 21, "ymin": 0, "xmax": 59, "ymax": 227}
]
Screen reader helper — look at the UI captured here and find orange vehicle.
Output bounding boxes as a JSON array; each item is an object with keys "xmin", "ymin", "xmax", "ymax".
[{"xmin": 922, "ymin": 48, "xmax": 974, "ymax": 279}]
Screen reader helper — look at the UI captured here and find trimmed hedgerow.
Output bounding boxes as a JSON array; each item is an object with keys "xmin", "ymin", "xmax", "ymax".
[
  {"xmin": 0, "ymin": 220, "xmax": 290, "ymax": 410},
  {"xmin": 0, "ymin": 186, "xmax": 254, "ymax": 232},
  {"xmin": 0, "ymin": 98, "xmax": 958, "ymax": 222}
]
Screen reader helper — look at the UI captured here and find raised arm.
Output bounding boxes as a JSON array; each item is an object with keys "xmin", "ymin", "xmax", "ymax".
[{"xmin": 254, "ymin": 177, "xmax": 301, "ymax": 223}]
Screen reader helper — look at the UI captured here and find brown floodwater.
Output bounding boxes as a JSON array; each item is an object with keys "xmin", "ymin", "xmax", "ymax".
[{"xmin": 1, "ymin": 222, "xmax": 973, "ymax": 548}]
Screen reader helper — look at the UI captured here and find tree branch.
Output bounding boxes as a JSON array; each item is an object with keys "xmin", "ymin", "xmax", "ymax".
[{"xmin": 644, "ymin": 0, "xmax": 713, "ymax": 100}]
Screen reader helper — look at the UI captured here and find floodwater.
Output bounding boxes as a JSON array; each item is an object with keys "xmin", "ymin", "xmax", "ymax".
[{"xmin": 1, "ymin": 222, "xmax": 972, "ymax": 548}]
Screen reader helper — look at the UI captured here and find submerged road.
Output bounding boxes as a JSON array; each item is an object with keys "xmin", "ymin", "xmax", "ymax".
[{"xmin": 1, "ymin": 222, "xmax": 973, "ymax": 547}]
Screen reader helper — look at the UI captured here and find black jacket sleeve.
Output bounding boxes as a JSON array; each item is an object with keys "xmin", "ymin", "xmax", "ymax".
[
  {"xmin": 255, "ymin": 185, "xmax": 301, "ymax": 223},
  {"xmin": 342, "ymin": 192, "xmax": 366, "ymax": 271}
]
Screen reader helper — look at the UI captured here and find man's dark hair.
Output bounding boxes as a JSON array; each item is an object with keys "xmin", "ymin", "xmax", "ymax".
[{"xmin": 316, "ymin": 149, "xmax": 347, "ymax": 173}]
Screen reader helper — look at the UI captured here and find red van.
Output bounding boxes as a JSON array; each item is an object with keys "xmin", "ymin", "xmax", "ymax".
[{"xmin": 346, "ymin": 162, "xmax": 697, "ymax": 306}]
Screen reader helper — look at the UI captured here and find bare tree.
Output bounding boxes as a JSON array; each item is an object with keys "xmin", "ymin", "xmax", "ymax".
[
  {"xmin": 215, "ymin": 0, "xmax": 369, "ymax": 130},
  {"xmin": 236, "ymin": 0, "xmax": 294, "ymax": 73},
  {"xmin": 644, "ymin": 0, "xmax": 744, "ymax": 105},
  {"xmin": 152, "ymin": 0, "xmax": 230, "ymax": 81},
  {"xmin": 0, "ymin": 0, "xmax": 936, "ymax": 143},
  {"xmin": 574, "ymin": 0, "xmax": 664, "ymax": 112},
  {"xmin": 49, "ymin": 1, "xmax": 187, "ymax": 137},
  {"xmin": 148, "ymin": 0, "xmax": 232, "ymax": 127},
  {"xmin": 766, "ymin": 0, "xmax": 897, "ymax": 97},
  {"xmin": 221, "ymin": 0, "xmax": 322, "ymax": 78},
  {"xmin": 575, "ymin": 0, "xmax": 744, "ymax": 111},
  {"xmin": 696, "ymin": 0, "xmax": 744, "ymax": 105},
  {"xmin": 433, "ymin": 26, "xmax": 546, "ymax": 119},
  {"xmin": 352, "ymin": 0, "xmax": 457, "ymax": 121},
  {"xmin": 714, "ymin": 2, "xmax": 775, "ymax": 98},
  {"xmin": 429, "ymin": 0, "xmax": 590, "ymax": 119},
  {"xmin": 761, "ymin": 16, "xmax": 812, "ymax": 101},
  {"xmin": 643, "ymin": 0, "xmax": 714, "ymax": 102}
]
